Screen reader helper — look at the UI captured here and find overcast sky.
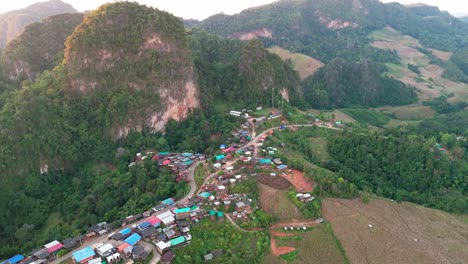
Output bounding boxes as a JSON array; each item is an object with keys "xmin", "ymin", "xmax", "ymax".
[{"xmin": 1, "ymin": 0, "xmax": 467, "ymax": 19}]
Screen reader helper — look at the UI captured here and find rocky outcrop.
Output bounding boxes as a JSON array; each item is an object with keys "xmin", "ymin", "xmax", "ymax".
[
  {"xmin": 231, "ymin": 28, "xmax": 273, "ymax": 40},
  {"xmin": 63, "ymin": 2, "xmax": 199, "ymax": 137}
]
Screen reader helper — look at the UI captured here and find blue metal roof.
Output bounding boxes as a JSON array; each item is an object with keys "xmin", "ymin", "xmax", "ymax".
[
  {"xmin": 181, "ymin": 152, "xmax": 193, "ymax": 157},
  {"xmin": 199, "ymin": 192, "xmax": 210, "ymax": 198},
  {"xmin": 215, "ymin": 155, "xmax": 225, "ymax": 160},
  {"xmin": 124, "ymin": 233, "xmax": 141, "ymax": 246},
  {"xmin": 138, "ymin": 222, "xmax": 150, "ymax": 230},
  {"xmin": 120, "ymin": 228, "xmax": 131, "ymax": 235},
  {"xmin": 72, "ymin": 247, "xmax": 95, "ymax": 262},
  {"xmin": 8, "ymin": 255, "xmax": 24, "ymax": 264},
  {"xmin": 162, "ymin": 198, "xmax": 174, "ymax": 205},
  {"xmin": 174, "ymin": 208, "xmax": 190, "ymax": 214}
]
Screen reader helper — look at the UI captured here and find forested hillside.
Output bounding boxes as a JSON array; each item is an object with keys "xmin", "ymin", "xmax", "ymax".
[
  {"xmin": 0, "ymin": 0, "xmax": 77, "ymax": 48},
  {"xmin": 193, "ymin": 0, "xmax": 468, "ymax": 107},
  {"xmin": 0, "ymin": 2, "xmax": 304, "ymax": 257},
  {"xmin": 1, "ymin": 13, "xmax": 84, "ymax": 82},
  {"xmin": 327, "ymin": 129, "xmax": 467, "ymax": 213},
  {"xmin": 302, "ymin": 58, "xmax": 416, "ymax": 108},
  {"xmin": 190, "ymin": 28, "xmax": 302, "ymax": 108}
]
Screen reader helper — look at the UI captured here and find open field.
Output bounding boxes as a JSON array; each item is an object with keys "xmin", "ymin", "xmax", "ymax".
[
  {"xmin": 309, "ymin": 137, "xmax": 330, "ymax": 162},
  {"xmin": 428, "ymin": 48, "xmax": 452, "ymax": 61},
  {"xmin": 323, "ymin": 198, "xmax": 468, "ymax": 264},
  {"xmin": 370, "ymin": 26, "xmax": 468, "ymax": 102},
  {"xmin": 378, "ymin": 105, "xmax": 435, "ymax": 120},
  {"xmin": 341, "ymin": 108, "xmax": 391, "ymax": 127},
  {"xmin": 333, "ymin": 110, "xmax": 356, "ymax": 123},
  {"xmin": 268, "ymin": 46, "xmax": 324, "ymax": 79},
  {"xmin": 258, "ymin": 183, "xmax": 304, "ymax": 221},
  {"xmin": 263, "ymin": 224, "xmax": 348, "ymax": 264}
]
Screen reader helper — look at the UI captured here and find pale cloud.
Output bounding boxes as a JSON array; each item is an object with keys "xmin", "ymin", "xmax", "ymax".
[{"xmin": 0, "ymin": 0, "xmax": 467, "ymax": 19}]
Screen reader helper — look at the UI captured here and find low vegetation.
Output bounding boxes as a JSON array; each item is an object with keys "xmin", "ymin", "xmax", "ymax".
[
  {"xmin": 341, "ymin": 108, "xmax": 391, "ymax": 127},
  {"xmin": 173, "ymin": 219, "xmax": 270, "ymax": 263}
]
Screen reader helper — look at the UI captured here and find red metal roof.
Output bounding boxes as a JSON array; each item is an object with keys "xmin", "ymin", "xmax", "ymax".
[
  {"xmin": 162, "ymin": 160, "xmax": 171, "ymax": 166},
  {"xmin": 44, "ymin": 241, "xmax": 63, "ymax": 253},
  {"xmin": 145, "ymin": 216, "xmax": 161, "ymax": 226},
  {"xmin": 117, "ymin": 243, "xmax": 130, "ymax": 252}
]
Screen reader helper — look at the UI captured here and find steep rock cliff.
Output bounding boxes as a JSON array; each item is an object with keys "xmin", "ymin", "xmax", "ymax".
[{"xmin": 63, "ymin": 2, "xmax": 199, "ymax": 136}]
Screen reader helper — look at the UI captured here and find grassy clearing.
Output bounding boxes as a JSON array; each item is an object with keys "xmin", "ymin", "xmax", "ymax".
[
  {"xmin": 194, "ymin": 163, "xmax": 206, "ymax": 189},
  {"xmin": 384, "ymin": 63, "xmax": 405, "ymax": 79},
  {"xmin": 280, "ymin": 250, "xmax": 299, "ymax": 262},
  {"xmin": 341, "ymin": 108, "xmax": 391, "ymax": 127},
  {"xmin": 378, "ymin": 105, "xmax": 435, "ymax": 121},
  {"xmin": 309, "ymin": 137, "xmax": 330, "ymax": 162},
  {"xmin": 268, "ymin": 46, "xmax": 324, "ymax": 79},
  {"xmin": 173, "ymin": 219, "xmax": 270, "ymax": 263},
  {"xmin": 252, "ymin": 107, "xmax": 275, "ymax": 117},
  {"xmin": 263, "ymin": 224, "xmax": 348, "ymax": 264},
  {"xmin": 258, "ymin": 183, "xmax": 304, "ymax": 221}
]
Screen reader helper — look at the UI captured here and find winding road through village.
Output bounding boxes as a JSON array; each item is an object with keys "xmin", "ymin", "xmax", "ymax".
[{"xmin": 53, "ymin": 118, "xmax": 339, "ymax": 264}]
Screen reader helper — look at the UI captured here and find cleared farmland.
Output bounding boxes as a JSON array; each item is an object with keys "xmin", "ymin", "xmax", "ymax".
[{"xmin": 323, "ymin": 198, "xmax": 468, "ymax": 264}]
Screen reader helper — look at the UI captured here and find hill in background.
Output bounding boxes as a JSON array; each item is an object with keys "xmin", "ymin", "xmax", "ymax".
[{"xmin": 0, "ymin": 0, "xmax": 77, "ymax": 48}]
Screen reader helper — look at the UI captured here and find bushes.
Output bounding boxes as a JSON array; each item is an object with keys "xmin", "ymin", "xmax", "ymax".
[{"xmin": 288, "ymin": 190, "xmax": 321, "ymax": 218}]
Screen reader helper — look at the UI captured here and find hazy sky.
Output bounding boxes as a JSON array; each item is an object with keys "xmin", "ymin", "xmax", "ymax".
[{"xmin": 1, "ymin": 0, "xmax": 467, "ymax": 19}]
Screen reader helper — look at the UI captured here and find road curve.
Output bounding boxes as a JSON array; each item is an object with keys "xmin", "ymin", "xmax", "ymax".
[{"xmin": 52, "ymin": 161, "xmax": 200, "ymax": 264}]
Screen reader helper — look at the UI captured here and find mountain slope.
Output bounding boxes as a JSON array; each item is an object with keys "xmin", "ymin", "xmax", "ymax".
[
  {"xmin": 0, "ymin": 0, "xmax": 77, "ymax": 48},
  {"xmin": 1, "ymin": 13, "xmax": 84, "ymax": 82},
  {"xmin": 63, "ymin": 2, "xmax": 199, "ymax": 136},
  {"xmin": 193, "ymin": 0, "xmax": 468, "ymax": 107},
  {"xmin": 189, "ymin": 28, "xmax": 302, "ymax": 108}
]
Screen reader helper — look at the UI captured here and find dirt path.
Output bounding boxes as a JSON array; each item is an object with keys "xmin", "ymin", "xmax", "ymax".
[
  {"xmin": 225, "ymin": 214, "xmax": 261, "ymax": 233},
  {"xmin": 271, "ymin": 236, "xmax": 296, "ymax": 257}
]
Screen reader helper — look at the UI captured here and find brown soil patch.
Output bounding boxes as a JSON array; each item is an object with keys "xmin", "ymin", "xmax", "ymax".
[
  {"xmin": 323, "ymin": 198, "xmax": 468, "ymax": 264},
  {"xmin": 258, "ymin": 183, "xmax": 303, "ymax": 220},
  {"xmin": 271, "ymin": 236, "xmax": 297, "ymax": 257},
  {"xmin": 428, "ymin": 48, "xmax": 453, "ymax": 61},
  {"xmin": 257, "ymin": 175, "xmax": 292, "ymax": 190},
  {"xmin": 282, "ymin": 169, "xmax": 314, "ymax": 192},
  {"xmin": 271, "ymin": 230, "xmax": 295, "ymax": 237},
  {"xmin": 268, "ymin": 46, "xmax": 324, "ymax": 79}
]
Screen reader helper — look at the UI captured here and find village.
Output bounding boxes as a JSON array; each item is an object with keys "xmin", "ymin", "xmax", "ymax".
[{"xmin": 1, "ymin": 109, "xmax": 344, "ymax": 264}]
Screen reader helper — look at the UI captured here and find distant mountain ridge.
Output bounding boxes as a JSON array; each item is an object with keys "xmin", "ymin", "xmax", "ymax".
[
  {"xmin": 1, "ymin": 13, "xmax": 84, "ymax": 82},
  {"xmin": 0, "ymin": 0, "xmax": 77, "ymax": 48},
  {"xmin": 191, "ymin": 0, "xmax": 468, "ymax": 108}
]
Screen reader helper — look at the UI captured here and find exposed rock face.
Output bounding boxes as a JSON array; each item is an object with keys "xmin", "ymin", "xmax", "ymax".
[
  {"xmin": 63, "ymin": 2, "xmax": 199, "ymax": 137},
  {"xmin": 231, "ymin": 28, "xmax": 273, "ymax": 40},
  {"xmin": 0, "ymin": 0, "xmax": 77, "ymax": 48},
  {"xmin": 1, "ymin": 13, "xmax": 84, "ymax": 82}
]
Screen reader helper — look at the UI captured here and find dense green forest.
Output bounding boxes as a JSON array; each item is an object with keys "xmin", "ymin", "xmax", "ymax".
[
  {"xmin": 193, "ymin": 0, "xmax": 468, "ymax": 93},
  {"xmin": 302, "ymin": 58, "xmax": 417, "ymax": 108},
  {"xmin": 419, "ymin": 111, "xmax": 468, "ymax": 135},
  {"xmin": 189, "ymin": 29, "xmax": 302, "ymax": 108},
  {"xmin": 327, "ymin": 129, "xmax": 467, "ymax": 213}
]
